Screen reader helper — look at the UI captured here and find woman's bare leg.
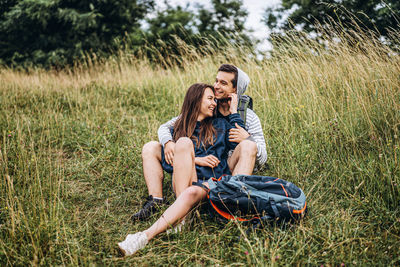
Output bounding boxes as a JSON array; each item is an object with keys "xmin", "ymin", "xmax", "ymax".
[
  {"xmin": 172, "ymin": 137, "xmax": 197, "ymax": 197},
  {"xmin": 144, "ymin": 185, "xmax": 207, "ymax": 240}
]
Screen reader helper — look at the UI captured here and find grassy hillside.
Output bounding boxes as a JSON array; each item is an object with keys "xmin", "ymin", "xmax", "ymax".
[{"xmin": 1, "ymin": 31, "xmax": 399, "ymax": 265}]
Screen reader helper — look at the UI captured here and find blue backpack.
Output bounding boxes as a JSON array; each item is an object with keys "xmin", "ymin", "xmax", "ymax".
[{"xmin": 197, "ymin": 175, "xmax": 307, "ymax": 222}]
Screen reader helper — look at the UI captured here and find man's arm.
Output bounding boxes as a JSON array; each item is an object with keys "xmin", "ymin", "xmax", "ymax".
[
  {"xmin": 245, "ymin": 109, "xmax": 268, "ymax": 166},
  {"xmin": 157, "ymin": 116, "xmax": 178, "ymax": 146}
]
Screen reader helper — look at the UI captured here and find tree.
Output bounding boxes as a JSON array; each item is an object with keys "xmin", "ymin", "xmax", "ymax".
[
  {"xmin": 139, "ymin": 2, "xmax": 198, "ymax": 64},
  {"xmin": 197, "ymin": 0, "xmax": 253, "ymax": 47},
  {"xmin": 138, "ymin": 0, "xmax": 254, "ymax": 66},
  {"xmin": 263, "ymin": 0, "xmax": 400, "ymax": 43},
  {"xmin": 0, "ymin": 0, "xmax": 155, "ymax": 68}
]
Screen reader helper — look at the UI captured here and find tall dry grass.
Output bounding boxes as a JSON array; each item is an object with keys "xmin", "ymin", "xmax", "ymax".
[{"xmin": 0, "ymin": 25, "xmax": 399, "ymax": 265}]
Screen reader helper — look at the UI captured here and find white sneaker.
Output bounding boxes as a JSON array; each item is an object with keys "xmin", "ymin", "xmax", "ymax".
[
  {"xmin": 166, "ymin": 220, "xmax": 185, "ymax": 234},
  {"xmin": 118, "ymin": 232, "xmax": 148, "ymax": 256}
]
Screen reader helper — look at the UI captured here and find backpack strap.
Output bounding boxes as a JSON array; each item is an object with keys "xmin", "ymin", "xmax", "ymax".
[
  {"xmin": 208, "ymin": 198, "xmax": 251, "ymax": 222},
  {"xmin": 238, "ymin": 95, "xmax": 252, "ymax": 125},
  {"xmin": 269, "ymin": 198, "xmax": 281, "ymax": 218}
]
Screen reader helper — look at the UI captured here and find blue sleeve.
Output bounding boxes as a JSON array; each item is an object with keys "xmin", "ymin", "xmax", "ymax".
[
  {"xmin": 225, "ymin": 113, "xmax": 245, "ymax": 150},
  {"xmin": 227, "ymin": 113, "xmax": 245, "ymax": 129}
]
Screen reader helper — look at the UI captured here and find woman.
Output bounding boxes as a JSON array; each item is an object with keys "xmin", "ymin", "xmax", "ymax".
[{"xmin": 118, "ymin": 83, "xmax": 245, "ymax": 256}]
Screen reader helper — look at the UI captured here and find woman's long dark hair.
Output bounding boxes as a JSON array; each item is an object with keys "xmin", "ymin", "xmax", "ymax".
[{"xmin": 173, "ymin": 83, "xmax": 216, "ymax": 148}]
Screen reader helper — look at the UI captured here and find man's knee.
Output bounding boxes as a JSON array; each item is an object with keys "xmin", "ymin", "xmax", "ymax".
[
  {"xmin": 175, "ymin": 137, "xmax": 193, "ymax": 153},
  {"xmin": 142, "ymin": 141, "xmax": 162, "ymax": 160},
  {"xmin": 238, "ymin": 140, "xmax": 257, "ymax": 158}
]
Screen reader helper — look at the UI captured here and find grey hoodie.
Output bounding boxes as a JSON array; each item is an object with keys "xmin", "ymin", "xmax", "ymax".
[{"xmin": 236, "ymin": 66, "xmax": 250, "ymax": 96}]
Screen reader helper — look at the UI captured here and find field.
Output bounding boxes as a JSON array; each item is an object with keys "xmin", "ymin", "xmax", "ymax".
[{"xmin": 1, "ymin": 30, "xmax": 399, "ymax": 266}]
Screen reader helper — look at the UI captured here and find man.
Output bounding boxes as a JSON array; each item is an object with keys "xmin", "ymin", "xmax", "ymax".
[{"xmin": 132, "ymin": 64, "xmax": 267, "ymax": 221}]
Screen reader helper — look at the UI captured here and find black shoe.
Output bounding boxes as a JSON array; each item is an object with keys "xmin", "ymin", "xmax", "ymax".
[{"xmin": 131, "ymin": 195, "xmax": 166, "ymax": 221}]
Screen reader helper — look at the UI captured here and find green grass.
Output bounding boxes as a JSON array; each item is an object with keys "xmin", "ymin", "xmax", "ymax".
[{"xmin": 0, "ymin": 31, "xmax": 399, "ymax": 266}]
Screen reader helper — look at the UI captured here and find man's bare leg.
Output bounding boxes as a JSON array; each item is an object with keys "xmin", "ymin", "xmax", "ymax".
[
  {"xmin": 171, "ymin": 137, "xmax": 197, "ymax": 197},
  {"xmin": 142, "ymin": 141, "xmax": 164, "ymax": 198},
  {"xmin": 131, "ymin": 141, "xmax": 166, "ymax": 221},
  {"xmin": 228, "ymin": 140, "xmax": 257, "ymax": 175}
]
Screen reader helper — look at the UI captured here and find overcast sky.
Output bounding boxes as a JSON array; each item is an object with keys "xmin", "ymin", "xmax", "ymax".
[{"xmin": 155, "ymin": 0, "xmax": 282, "ymax": 51}]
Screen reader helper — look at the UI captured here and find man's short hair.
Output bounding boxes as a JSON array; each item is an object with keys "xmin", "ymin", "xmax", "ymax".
[{"xmin": 218, "ymin": 64, "xmax": 238, "ymax": 89}]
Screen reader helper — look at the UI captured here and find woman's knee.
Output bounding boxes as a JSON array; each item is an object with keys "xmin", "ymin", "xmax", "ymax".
[
  {"xmin": 179, "ymin": 186, "xmax": 205, "ymax": 203},
  {"xmin": 175, "ymin": 137, "xmax": 194, "ymax": 153},
  {"xmin": 142, "ymin": 141, "xmax": 162, "ymax": 159}
]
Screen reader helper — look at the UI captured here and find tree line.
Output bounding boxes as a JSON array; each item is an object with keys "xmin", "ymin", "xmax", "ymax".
[{"xmin": 0, "ymin": 0, "xmax": 398, "ymax": 68}]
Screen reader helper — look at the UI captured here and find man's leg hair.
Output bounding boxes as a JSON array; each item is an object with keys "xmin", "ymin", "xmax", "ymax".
[
  {"xmin": 142, "ymin": 141, "xmax": 164, "ymax": 198},
  {"xmin": 131, "ymin": 141, "xmax": 166, "ymax": 221}
]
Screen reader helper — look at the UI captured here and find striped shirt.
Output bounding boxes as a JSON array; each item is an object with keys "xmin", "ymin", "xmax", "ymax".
[{"xmin": 158, "ymin": 108, "xmax": 268, "ymax": 166}]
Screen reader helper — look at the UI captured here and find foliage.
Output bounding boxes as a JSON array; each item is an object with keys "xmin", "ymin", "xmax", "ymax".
[
  {"xmin": 0, "ymin": 0, "xmax": 155, "ymax": 68},
  {"xmin": 140, "ymin": 0, "xmax": 254, "ymax": 67},
  {"xmin": 264, "ymin": 0, "xmax": 400, "ymax": 46},
  {"xmin": 196, "ymin": 0, "xmax": 253, "ymax": 47},
  {"xmin": 0, "ymin": 0, "xmax": 255, "ymax": 68},
  {"xmin": 138, "ymin": 3, "xmax": 201, "ymax": 66}
]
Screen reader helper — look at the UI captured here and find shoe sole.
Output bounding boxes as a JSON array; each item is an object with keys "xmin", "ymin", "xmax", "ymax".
[
  {"xmin": 118, "ymin": 243, "xmax": 126, "ymax": 257},
  {"xmin": 118, "ymin": 242, "xmax": 137, "ymax": 257}
]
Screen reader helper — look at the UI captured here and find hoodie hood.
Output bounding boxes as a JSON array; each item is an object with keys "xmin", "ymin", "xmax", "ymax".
[{"xmin": 236, "ymin": 66, "xmax": 250, "ymax": 96}]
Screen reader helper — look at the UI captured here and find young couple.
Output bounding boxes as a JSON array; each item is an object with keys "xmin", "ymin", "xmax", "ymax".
[{"xmin": 118, "ymin": 64, "xmax": 267, "ymax": 256}]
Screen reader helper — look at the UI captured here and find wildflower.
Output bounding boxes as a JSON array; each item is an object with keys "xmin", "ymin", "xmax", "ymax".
[
  {"xmin": 244, "ymin": 251, "xmax": 248, "ymax": 255},
  {"xmin": 341, "ymin": 263, "xmax": 345, "ymax": 267},
  {"xmin": 275, "ymin": 255, "xmax": 280, "ymax": 260}
]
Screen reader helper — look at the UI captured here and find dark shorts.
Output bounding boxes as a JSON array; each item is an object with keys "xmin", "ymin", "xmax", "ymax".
[{"xmin": 161, "ymin": 145, "xmax": 173, "ymax": 174}]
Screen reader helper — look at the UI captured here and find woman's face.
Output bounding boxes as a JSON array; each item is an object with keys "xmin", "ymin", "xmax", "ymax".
[{"xmin": 198, "ymin": 87, "xmax": 217, "ymax": 121}]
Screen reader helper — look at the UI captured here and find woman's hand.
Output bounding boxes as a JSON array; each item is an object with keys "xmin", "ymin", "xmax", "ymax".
[
  {"xmin": 195, "ymin": 155, "xmax": 220, "ymax": 168},
  {"xmin": 228, "ymin": 93, "xmax": 238, "ymax": 114},
  {"xmin": 164, "ymin": 141, "xmax": 175, "ymax": 165}
]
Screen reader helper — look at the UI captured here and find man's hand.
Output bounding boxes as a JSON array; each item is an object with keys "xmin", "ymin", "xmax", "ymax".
[
  {"xmin": 229, "ymin": 123, "xmax": 250, "ymax": 143},
  {"xmin": 195, "ymin": 155, "xmax": 220, "ymax": 168},
  {"xmin": 164, "ymin": 141, "xmax": 175, "ymax": 165},
  {"xmin": 228, "ymin": 93, "xmax": 238, "ymax": 114}
]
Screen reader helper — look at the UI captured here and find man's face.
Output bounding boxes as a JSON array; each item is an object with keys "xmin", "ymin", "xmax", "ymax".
[{"xmin": 213, "ymin": 71, "xmax": 236, "ymax": 100}]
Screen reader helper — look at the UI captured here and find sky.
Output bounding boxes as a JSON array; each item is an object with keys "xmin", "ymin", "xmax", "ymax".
[{"xmin": 155, "ymin": 0, "xmax": 282, "ymax": 51}]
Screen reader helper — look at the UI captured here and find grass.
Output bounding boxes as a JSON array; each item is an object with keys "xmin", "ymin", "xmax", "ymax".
[{"xmin": 0, "ymin": 28, "xmax": 399, "ymax": 266}]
